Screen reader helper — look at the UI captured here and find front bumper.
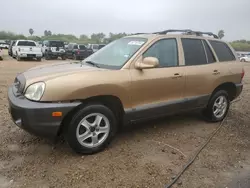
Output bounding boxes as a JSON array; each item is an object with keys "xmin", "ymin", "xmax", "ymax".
[
  {"xmin": 47, "ymin": 51, "xmax": 66, "ymax": 56},
  {"xmin": 8, "ymin": 87, "xmax": 80, "ymax": 138},
  {"xmin": 19, "ymin": 53, "xmax": 42, "ymax": 58}
]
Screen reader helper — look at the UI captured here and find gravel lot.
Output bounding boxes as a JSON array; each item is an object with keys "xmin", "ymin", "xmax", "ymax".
[{"xmin": 0, "ymin": 50, "xmax": 250, "ymax": 188}]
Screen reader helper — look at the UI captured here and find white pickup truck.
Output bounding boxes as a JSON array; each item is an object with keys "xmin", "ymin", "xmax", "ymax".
[{"xmin": 12, "ymin": 40, "xmax": 43, "ymax": 61}]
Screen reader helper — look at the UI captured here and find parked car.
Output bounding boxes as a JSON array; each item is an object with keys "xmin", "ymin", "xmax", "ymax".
[
  {"xmin": 98, "ymin": 44, "xmax": 105, "ymax": 50},
  {"xmin": 8, "ymin": 29, "xmax": 244, "ymax": 154},
  {"xmin": 42, "ymin": 40, "xmax": 66, "ymax": 60},
  {"xmin": 8, "ymin": 40, "xmax": 16, "ymax": 57},
  {"xmin": 12, "ymin": 40, "xmax": 42, "ymax": 61},
  {"xmin": 0, "ymin": 42, "xmax": 9, "ymax": 49},
  {"xmin": 0, "ymin": 48, "xmax": 3, "ymax": 60},
  {"xmin": 87, "ymin": 44, "xmax": 99, "ymax": 53},
  {"xmin": 240, "ymin": 55, "xmax": 250, "ymax": 62},
  {"xmin": 66, "ymin": 43, "xmax": 93, "ymax": 60}
]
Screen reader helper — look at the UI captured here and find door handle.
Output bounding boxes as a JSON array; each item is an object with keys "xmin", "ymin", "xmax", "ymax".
[
  {"xmin": 213, "ymin": 70, "xmax": 220, "ymax": 75},
  {"xmin": 172, "ymin": 73, "xmax": 183, "ymax": 78}
]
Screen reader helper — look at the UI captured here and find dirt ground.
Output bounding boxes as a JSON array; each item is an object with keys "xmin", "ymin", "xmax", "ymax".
[{"xmin": 0, "ymin": 49, "xmax": 250, "ymax": 188}]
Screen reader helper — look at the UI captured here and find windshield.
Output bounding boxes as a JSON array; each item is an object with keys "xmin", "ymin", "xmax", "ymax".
[
  {"xmin": 49, "ymin": 41, "xmax": 64, "ymax": 47},
  {"xmin": 84, "ymin": 37, "xmax": 147, "ymax": 69},
  {"xmin": 17, "ymin": 41, "xmax": 36, "ymax": 46}
]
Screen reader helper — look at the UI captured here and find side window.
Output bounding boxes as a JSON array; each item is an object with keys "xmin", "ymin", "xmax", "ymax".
[
  {"xmin": 181, "ymin": 38, "xmax": 207, "ymax": 66},
  {"xmin": 209, "ymin": 40, "xmax": 236, "ymax": 62},
  {"xmin": 203, "ymin": 40, "xmax": 216, "ymax": 63},
  {"xmin": 73, "ymin": 45, "xmax": 78, "ymax": 49},
  {"xmin": 143, "ymin": 39, "xmax": 178, "ymax": 67}
]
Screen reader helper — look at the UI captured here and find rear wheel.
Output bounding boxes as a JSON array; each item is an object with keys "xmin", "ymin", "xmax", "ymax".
[
  {"xmin": 65, "ymin": 104, "xmax": 117, "ymax": 154},
  {"xmin": 45, "ymin": 52, "xmax": 50, "ymax": 60},
  {"xmin": 241, "ymin": 59, "xmax": 246, "ymax": 62},
  {"xmin": 203, "ymin": 90, "xmax": 230, "ymax": 122},
  {"xmin": 61, "ymin": 55, "xmax": 66, "ymax": 60}
]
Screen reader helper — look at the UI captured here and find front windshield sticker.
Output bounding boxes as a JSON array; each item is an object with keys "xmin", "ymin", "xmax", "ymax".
[{"xmin": 128, "ymin": 41, "xmax": 145, "ymax": 46}]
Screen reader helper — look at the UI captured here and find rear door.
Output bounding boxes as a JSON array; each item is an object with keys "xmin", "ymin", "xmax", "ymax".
[{"xmin": 181, "ymin": 38, "xmax": 220, "ymax": 109}]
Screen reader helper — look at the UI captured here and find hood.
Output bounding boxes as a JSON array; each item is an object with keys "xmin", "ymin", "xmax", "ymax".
[{"xmin": 23, "ymin": 61, "xmax": 103, "ymax": 82}]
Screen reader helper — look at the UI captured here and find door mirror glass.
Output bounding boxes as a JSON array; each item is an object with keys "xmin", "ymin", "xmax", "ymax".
[{"xmin": 135, "ymin": 57, "xmax": 159, "ymax": 70}]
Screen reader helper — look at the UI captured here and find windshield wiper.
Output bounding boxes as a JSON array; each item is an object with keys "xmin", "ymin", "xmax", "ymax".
[{"xmin": 81, "ymin": 60, "xmax": 100, "ymax": 68}]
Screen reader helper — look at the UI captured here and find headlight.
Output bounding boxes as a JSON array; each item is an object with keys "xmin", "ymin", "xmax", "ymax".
[{"xmin": 24, "ymin": 82, "xmax": 45, "ymax": 101}]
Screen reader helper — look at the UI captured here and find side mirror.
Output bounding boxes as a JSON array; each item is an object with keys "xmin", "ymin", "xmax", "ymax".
[{"xmin": 135, "ymin": 57, "xmax": 159, "ymax": 70}]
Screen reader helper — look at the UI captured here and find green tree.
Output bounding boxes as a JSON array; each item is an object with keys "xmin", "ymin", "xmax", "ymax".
[
  {"xmin": 29, "ymin": 28, "xmax": 34, "ymax": 36},
  {"xmin": 90, "ymin": 33, "xmax": 106, "ymax": 43},
  {"xmin": 218, "ymin": 30, "xmax": 225, "ymax": 39}
]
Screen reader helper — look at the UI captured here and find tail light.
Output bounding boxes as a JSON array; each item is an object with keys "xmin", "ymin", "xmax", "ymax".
[{"xmin": 241, "ymin": 68, "xmax": 245, "ymax": 80}]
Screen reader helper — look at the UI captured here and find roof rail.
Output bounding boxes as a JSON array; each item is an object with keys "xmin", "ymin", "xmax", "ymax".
[
  {"xmin": 154, "ymin": 29, "xmax": 218, "ymax": 39},
  {"xmin": 132, "ymin": 29, "xmax": 219, "ymax": 39}
]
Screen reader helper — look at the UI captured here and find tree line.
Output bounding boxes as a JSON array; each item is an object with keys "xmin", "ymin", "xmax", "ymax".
[
  {"xmin": 0, "ymin": 29, "xmax": 250, "ymax": 51},
  {"xmin": 0, "ymin": 30, "xmax": 128, "ymax": 44}
]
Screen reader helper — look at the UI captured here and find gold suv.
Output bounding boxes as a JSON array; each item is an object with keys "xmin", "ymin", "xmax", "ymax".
[{"xmin": 8, "ymin": 29, "xmax": 244, "ymax": 154}]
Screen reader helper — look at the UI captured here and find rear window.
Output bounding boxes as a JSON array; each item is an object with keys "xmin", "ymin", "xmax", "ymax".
[
  {"xmin": 49, "ymin": 41, "xmax": 64, "ymax": 47},
  {"xmin": 209, "ymin": 40, "xmax": 236, "ymax": 62},
  {"xmin": 17, "ymin": 41, "xmax": 36, "ymax": 46},
  {"xmin": 182, "ymin": 38, "xmax": 207, "ymax": 66},
  {"xmin": 79, "ymin": 45, "xmax": 86, "ymax": 50}
]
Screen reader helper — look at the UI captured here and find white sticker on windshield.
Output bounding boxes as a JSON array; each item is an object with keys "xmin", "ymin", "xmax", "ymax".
[{"xmin": 128, "ymin": 41, "xmax": 144, "ymax": 46}]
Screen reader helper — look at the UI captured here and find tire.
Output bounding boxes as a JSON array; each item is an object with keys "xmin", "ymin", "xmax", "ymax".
[
  {"xmin": 37, "ymin": 58, "xmax": 41, "ymax": 62},
  {"xmin": 240, "ymin": 59, "xmax": 246, "ymax": 62},
  {"xmin": 61, "ymin": 55, "xmax": 66, "ymax": 60},
  {"xmin": 17, "ymin": 54, "xmax": 21, "ymax": 61},
  {"xmin": 73, "ymin": 54, "xmax": 77, "ymax": 60},
  {"xmin": 203, "ymin": 90, "xmax": 230, "ymax": 122},
  {"xmin": 45, "ymin": 53, "xmax": 50, "ymax": 60},
  {"xmin": 66, "ymin": 104, "xmax": 117, "ymax": 154}
]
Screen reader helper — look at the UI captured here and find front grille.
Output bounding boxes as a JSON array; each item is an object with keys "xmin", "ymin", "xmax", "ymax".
[{"xmin": 13, "ymin": 74, "xmax": 26, "ymax": 95}]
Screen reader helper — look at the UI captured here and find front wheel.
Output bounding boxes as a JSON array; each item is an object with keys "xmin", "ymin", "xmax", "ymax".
[
  {"xmin": 65, "ymin": 104, "xmax": 117, "ymax": 154},
  {"xmin": 203, "ymin": 90, "xmax": 230, "ymax": 122},
  {"xmin": 240, "ymin": 59, "xmax": 246, "ymax": 62}
]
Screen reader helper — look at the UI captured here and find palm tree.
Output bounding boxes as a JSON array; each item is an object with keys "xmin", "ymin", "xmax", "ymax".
[
  {"xmin": 29, "ymin": 28, "xmax": 34, "ymax": 36},
  {"xmin": 44, "ymin": 30, "xmax": 48, "ymax": 36},
  {"xmin": 218, "ymin": 30, "xmax": 225, "ymax": 39}
]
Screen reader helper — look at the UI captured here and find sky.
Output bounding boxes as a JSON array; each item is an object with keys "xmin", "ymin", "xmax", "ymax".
[{"xmin": 1, "ymin": 0, "xmax": 250, "ymax": 41}]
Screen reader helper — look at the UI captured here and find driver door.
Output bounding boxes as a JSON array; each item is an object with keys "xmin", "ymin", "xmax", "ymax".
[{"xmin": 129, "ymin": 38, "xmax": 186, "ymax": 120}]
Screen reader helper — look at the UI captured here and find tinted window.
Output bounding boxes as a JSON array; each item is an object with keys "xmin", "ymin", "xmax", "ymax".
[
  {"xmin": 209, "ymin": 40, "xmax": 236, "ymax": 62},
  {"xmin": 17, "ymin": 41, "xmax": 36, "ymax": 46},
  {"xmin": 203, "ymin": 40, "xmax": 216, "ymax": 63},
  {"xmin": 49, "ymin": 41, "xmax": 64, "ymax": 47},
  {"xmin": 98, "ymin": 44, "xmax": 105, "ymax": 49},
  {"xmin": 143, "ymin": 39, "xmax": 178, "ymax": 67},
  {"xmin": 182, "ymin": 39, "xmax": 207, "ymax": 66},
  {"xmin": 79, "ymin": 45, "xmax": 86, "ymax": 50},
  {"xmin": 73, "ymin": 45, "xmax": 78, "ymax": 49}
]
